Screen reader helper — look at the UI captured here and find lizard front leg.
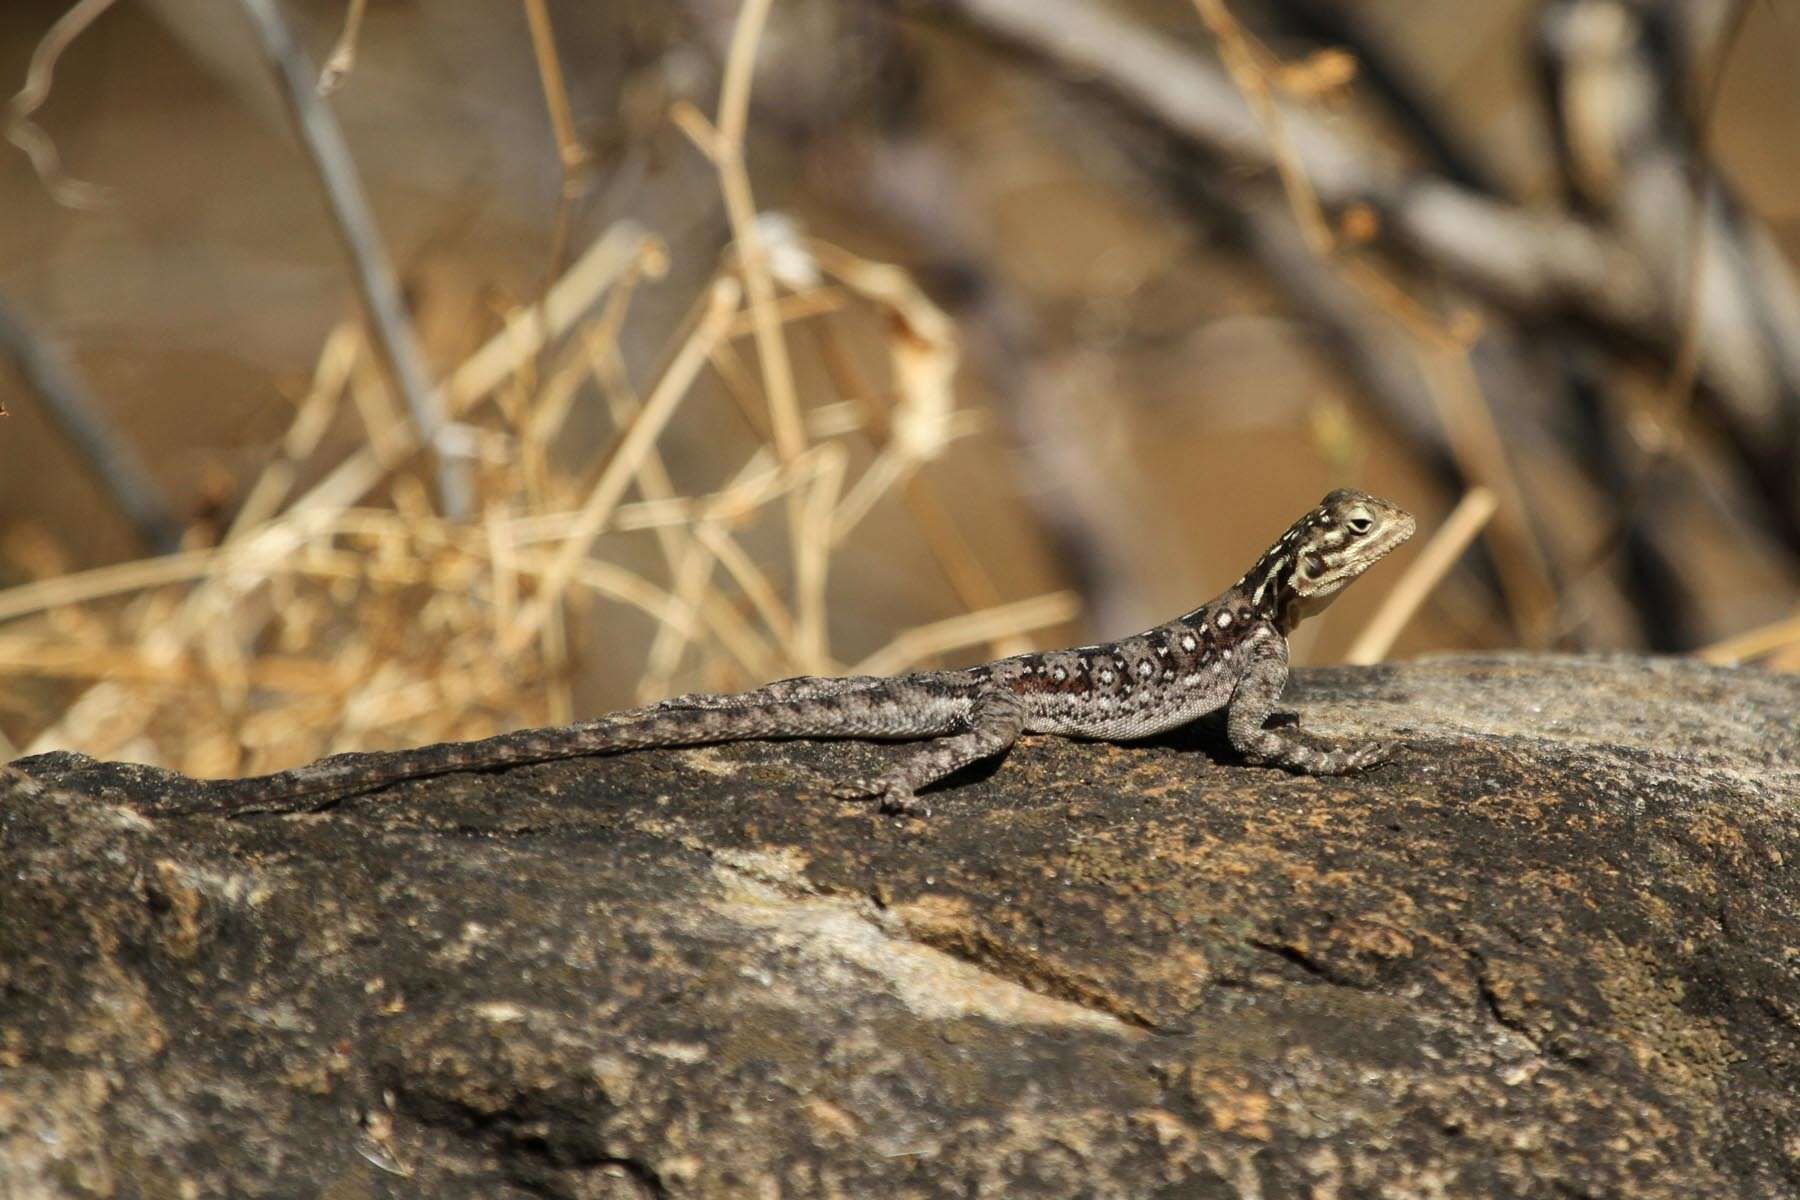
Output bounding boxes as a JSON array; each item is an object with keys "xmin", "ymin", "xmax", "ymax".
[
  {"xmin": 835, "ymin": 688, "xmax": 1025, "ymax": 816},
  {"xmin": 1225, "ymin": 629, "xmax": 1391, "ymax": 775}
]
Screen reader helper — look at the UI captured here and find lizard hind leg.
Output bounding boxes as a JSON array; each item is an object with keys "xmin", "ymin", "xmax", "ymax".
[{"xmin": 833, "ymin": 688, "xmax": 1026, "ymax": 816}]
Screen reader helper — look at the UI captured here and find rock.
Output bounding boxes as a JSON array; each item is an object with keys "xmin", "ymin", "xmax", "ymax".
[{"xmin": 3, "ymin": 654, "xmax": 1798, "ymax": 1198}]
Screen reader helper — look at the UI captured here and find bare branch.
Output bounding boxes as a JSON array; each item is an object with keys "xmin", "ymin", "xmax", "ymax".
[
  {"xmin": 883, "ymin": 0, "xmax": 1800, "ymax": 548},
  {"xmin": 881, "ymin": 0, "xmax": 1658, "ymax": 328},
  {"xmin": 0, "ymin": 292, "xmax": 182, "ymax": 554},
  {"xmin": 237, "ymin": 0, "xmax": 470, "ymax": 518}
]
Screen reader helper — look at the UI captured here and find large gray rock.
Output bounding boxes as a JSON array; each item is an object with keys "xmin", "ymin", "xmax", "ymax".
[{"xmin": 4, "ymin": 655, "xmax": 1798, "ymax": 1198}]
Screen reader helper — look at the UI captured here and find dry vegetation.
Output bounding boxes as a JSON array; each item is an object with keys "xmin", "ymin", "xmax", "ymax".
[
  {"xmin": 0, "ymin": 0, "xmax": 1080, "ymax": 774},
  {"xmin": 0, "ymin": 0, "xmax": 1795, "ymax": 776}
]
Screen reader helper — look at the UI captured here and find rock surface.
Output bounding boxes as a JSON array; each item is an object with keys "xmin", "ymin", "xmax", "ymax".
[{"xmin": 4, "ymin": 655, "xmax": 1799, "ymax": 1198}]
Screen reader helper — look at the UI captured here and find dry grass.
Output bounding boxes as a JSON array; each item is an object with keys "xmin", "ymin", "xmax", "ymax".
[
  {"xmin": 0, "ymin": 1, "xmax": 1076, "ymax": 776},
  {"xmin": 0, "ymin": 215, "xmax": 1074, "ymax": 775}
]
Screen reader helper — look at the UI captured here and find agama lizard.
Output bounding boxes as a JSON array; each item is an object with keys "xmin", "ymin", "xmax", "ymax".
[{"xmin": 183, "ymin": 488, "xmax": 1414, "ymax": 817}]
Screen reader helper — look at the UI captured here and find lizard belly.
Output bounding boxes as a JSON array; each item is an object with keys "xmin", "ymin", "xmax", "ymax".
[{"xmin": 1026, "ymin": 696, "xmax": 1220, "ymax": 740}]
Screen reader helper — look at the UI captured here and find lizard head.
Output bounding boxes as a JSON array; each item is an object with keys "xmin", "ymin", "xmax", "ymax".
[{"xmin": 1241, "ymin": 489, "xmax": 1416, "ymax": 628}]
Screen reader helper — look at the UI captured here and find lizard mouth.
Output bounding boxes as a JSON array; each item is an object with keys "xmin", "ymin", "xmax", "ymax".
[
  {"xmin": 1380, "ymin": 509, "xmax": 1418, "ymax": 554},
  {"xmin": 1355, "ymin": 515, "xmax": 1415, "ymax": 575}
]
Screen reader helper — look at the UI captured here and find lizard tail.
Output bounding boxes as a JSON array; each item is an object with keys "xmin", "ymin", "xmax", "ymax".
[{"xmin": 183, "ymin": 696, "xmax": 960, "ymax": 816}]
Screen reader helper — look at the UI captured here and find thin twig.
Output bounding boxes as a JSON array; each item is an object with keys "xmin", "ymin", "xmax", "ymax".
[
  {"xmin": 522, "ymin": 0, "xmax": 588, "ymax": 179},
  {"xmin": 809, "ymin": 317, "xmax": 1020, "ymax": 654},
  {"xmin": 522, "ymin": 0, "xmax": 596, "ymax": 386},
  {"xmin": 642, "ymin": 537, "xmax": 724, "ymax": 700},
  {"xmin": 634, "ymin": 446, "xmax": 832, "ymax": 685},
  {"xmin": 0, "ymin": 293, "xmax": 183, "ymax": 554},
  {"xmin": 695, "ymin": 523, "xmax": 796, "ymax": 648},
  {"xmin": 1192, "ymin": 0, "xmax": 1333, "ymax": 255},
  {"xmin": 226, "ymin": 323, "xmax": 361, "ymax": 541},
  {"xmin": 5, "ymin": 0, "xmax": 116, "ymax": 209},
  {"xmin": 794, "ymin": 442, "xmax": 847, "ymax": 671},
  {"xmin": 238, "ymin": 0, "xmax": 469, "ymax": 517},
  {"xmin": 317, "ymin": 0, "xmax": 369, "ymax": 95},
  {"xmin": 1415, "ymin": 345, "xmax": 1557, "ymax": 642}
]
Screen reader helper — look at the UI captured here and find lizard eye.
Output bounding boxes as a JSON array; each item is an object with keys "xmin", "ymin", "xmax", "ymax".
[{"xmin": 1346, "ymin": 514, "xmax": 1375, "ymax": 535}]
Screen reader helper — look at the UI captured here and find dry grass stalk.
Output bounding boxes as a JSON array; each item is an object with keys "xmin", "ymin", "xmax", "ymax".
[
  {"xmin": 281, "ymin": 224, "xmax": 659, "ymax": 524},
  {"xmin": 316, "ymin": 0, "xmax": 369, "ymax": 95},
  {"xmin": 522, "ymin": 0, "xmax": 588, "ymax": 178},
  {"xmin": 0, "ymin": 550, "xmax": 223, "ymax": 625},
  {"xmin": 673, "ymin": 0, "xmax": 806, "ymax": 465},
  {"xmin": 6, "ymin": 0, "xmax": 117, "ymax": 209},
  {"xmin": 499, "ymin": 275, "xmax": 743, "ymax": 656},
  {"xmin": 6, "ymin": 229, "xmax": 663, "ymax": 764},
  {"xmin": 696, "ymin": 523, "xmax": 796, "ymax": 649},
  {"xmin": 1192, "ymin": 0, "xmax": 1333, "ymax": 255},
  {"xmin": 854, "ymin": 592, "xmax": 1082, "ymax": 677},
  {"xmin": 807, "ymin": 318, "xmax": 1025, "ymax": 658},
  {"xmin": 794, "ymin": 442, "xmax": 848, "ymax": 672},
  {"xmin": 522, "ymin": 0, "xmax": 596, "ymax": 361},
  {"xmin": 1414, "ymin": 348, "xmax": 1557, "ymax": 642},
  {"xmin": 805, "ymin": 240, "xmax": 964, "ymax": 542},
  {"xmin": 1696, "ymin": 611, "xmax": 1800, "ymax": 667},
  {"xmin": 635, "ymin": 444, "xmax": 838, "ymax": 693},
  {"xmin": 227, "ymin": 323, "xmax": 361, "ymax": 540},
  {"xmin": 723, "ymin": 288, "xmax": 848, "ymax": 337}
]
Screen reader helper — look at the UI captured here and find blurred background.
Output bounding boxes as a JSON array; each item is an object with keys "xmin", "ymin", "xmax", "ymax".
[{"xmin": 0, "ymin": 0, "xmax": 1795, "ymax": 776}]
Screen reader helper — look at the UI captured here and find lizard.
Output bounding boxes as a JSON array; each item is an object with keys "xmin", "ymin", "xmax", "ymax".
[{"xmin": 175, "ymin": 488, "xmax": 1415, "ymax": 818}]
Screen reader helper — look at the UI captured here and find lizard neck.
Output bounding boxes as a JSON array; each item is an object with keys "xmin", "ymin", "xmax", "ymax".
[
  {"xmin": 1174, "ymin": 580, "xmax": 1290, "ymax": 641},
  {"xmin": 1233, "ymin": 542, "xmax": 1306, "ymax": 633},
  {"xmin": 1178, "ymin": 488, "xmax": 1416, "ymax": 640}
]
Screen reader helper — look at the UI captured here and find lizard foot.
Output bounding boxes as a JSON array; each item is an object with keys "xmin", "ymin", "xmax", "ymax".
[
  {"xmin": 1244, "ymin": 736, "xmax": 1397, "ymax": 776},
  {"xmin": 829, "ymin": 779, "xmax": 929, "ymax": 817},
  {"xmin": 877, "ymin": 787, "xmax": 929, "ymax": 818},
  {"xmin": 1331, "ymin": 739, "xmax": 1396, "ymax": 773}
]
